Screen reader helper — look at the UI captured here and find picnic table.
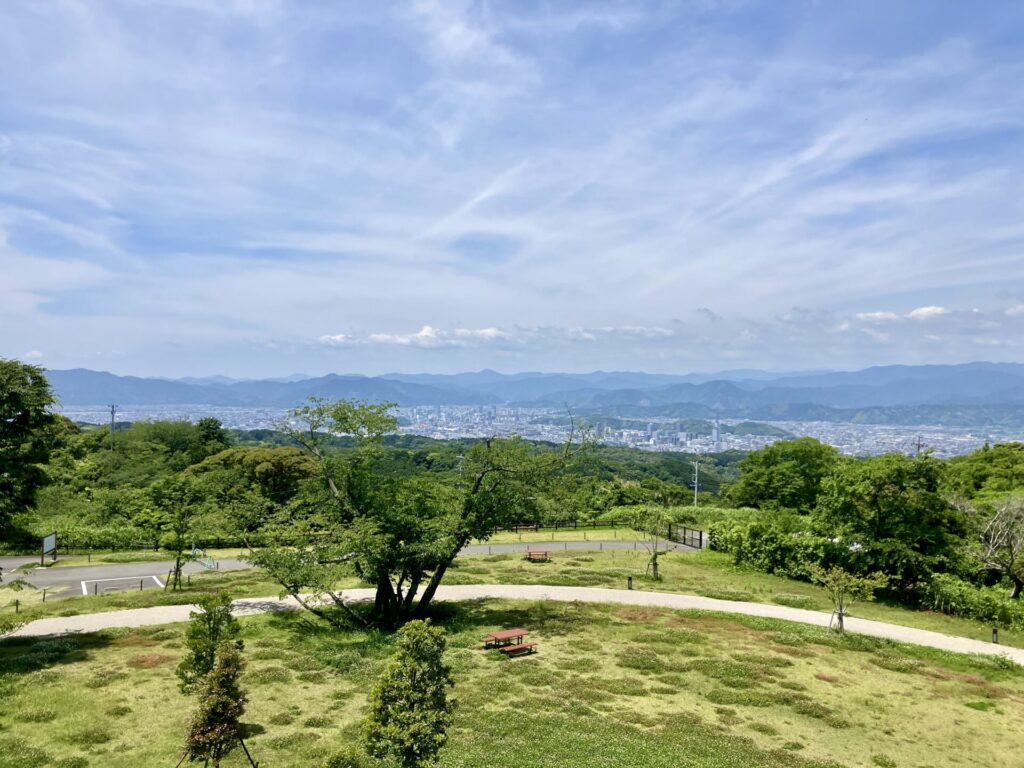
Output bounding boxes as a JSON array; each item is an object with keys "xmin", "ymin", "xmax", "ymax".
[
  {"xmin": 481, "ymin": 628, "xmax": 537, "ymax": 656},
  {"xmin": 525, "ymin": 549, "xmax": 550, "ymax": 562}
]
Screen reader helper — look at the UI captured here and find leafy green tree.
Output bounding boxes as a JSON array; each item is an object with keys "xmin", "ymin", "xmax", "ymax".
[
  {"xmin": 150, "ymin": 476, "xmax": 204, "ymax": 588},
  {"xmin": 183, "ymin": 641, "xmax": 249, "ymax": 767},
  {"xmin": 728, "ymin": 438, "xmax": 839, "ymax": 513},
  {"xmin": 946, "ymin": 442, "xmax": 1024, "ymax": 497},
  {"xmin": 366, "ymin": 620, "xmax": 455, "ymax": 768},
  {"xmin": 813, "ymin": 454, "xmax": 966, "ymax": 592},
  {"xmin": 253, "ymin": 398, "xmax": 583, "ymax": 628},
  {"xmin": 177, "ymin": 593, "xmax": 243, "ymax": 693},
  {"xmin": 810, "ymin": 565, "xmax": 888, "ymax": 633},
  {"xmin": 0, "ymin": 358, "xmax": 57, "ymax": 530}
]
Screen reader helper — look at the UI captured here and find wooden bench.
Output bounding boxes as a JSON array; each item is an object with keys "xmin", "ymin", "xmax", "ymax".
[
  {"xmin": 499, "ymin": 642, "xmax": 537, "ymax": 656},
  {"xmin": 525, "ymin": 550, "xmax": 550, "ymax": 562}
]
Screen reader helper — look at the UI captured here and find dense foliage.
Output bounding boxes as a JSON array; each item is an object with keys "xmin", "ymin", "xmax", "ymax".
[
  {"xmin": 7, "ymin": 362, "xmax": 1024, "ymax": 631},
  {"xmin": 0, "ymin": 358, "xmax": 59, "ymax": 531},
  {"xmin": 177, "ymin": 593, "xmax": 243, "ymax": 694},
  {"xmin": 366, "ymin": 619, "xmax": 455, "ymax": 768}
]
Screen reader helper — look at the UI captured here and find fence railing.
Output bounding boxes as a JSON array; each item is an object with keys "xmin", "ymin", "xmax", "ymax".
[
  {"xmin": 2, "ymin": 519, "xmax": 709, "ymax": 555},
  {"xmin": 666, "ymin": 523, "xmax": 706, "ymax": 549}
]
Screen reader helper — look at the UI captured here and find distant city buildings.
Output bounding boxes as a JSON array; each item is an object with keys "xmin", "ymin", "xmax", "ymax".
[{"xmin": 56, "ymin": 404, "xmax": 1022, "ymax": 458}]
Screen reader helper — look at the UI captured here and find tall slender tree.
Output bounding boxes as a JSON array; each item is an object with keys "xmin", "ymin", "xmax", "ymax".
[{"xmin": 183, "ymin": 641, "xmax": 251, "ymax": 768}]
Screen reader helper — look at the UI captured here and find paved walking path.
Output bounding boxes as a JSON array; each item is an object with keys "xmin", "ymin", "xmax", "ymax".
[{"xmin": 6, "ymin": 583, "xmax": 1022, "ymax": 664}]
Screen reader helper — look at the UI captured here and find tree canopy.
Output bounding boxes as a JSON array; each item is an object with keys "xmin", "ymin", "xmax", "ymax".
[
  {"xmin": 727, "ymin": 437, "xmax": 839, "ymax": 513},
  {"xmin": 0, "ymin": 358, "xmax": 58, "ymax": 531}
]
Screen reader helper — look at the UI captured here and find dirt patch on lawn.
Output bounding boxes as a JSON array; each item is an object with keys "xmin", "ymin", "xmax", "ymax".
[{"xmin": 126, "ymin": 653, "xmax": 176, "ymax": 669}]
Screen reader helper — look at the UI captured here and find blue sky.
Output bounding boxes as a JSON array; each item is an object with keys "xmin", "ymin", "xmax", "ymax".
[{"xmin": 2, "ymin": 0, "xmax": 1024, "ymax": 377}]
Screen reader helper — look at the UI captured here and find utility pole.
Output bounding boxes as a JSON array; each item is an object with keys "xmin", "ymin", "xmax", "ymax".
[
  {"xmin": 915, "ymin": 436, "xmax": 924, "ymax": 457},
  {"xmin": 692, "ymin": 460, "xmax": 699, "ymax": 507},
  {"xmin": 109, "ymin": 404, "xmax": 118, "ymax": 450}
]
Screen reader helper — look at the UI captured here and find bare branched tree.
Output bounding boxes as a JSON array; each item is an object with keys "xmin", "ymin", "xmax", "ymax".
[{"xmin": 982, "ymin": 496, "xmax": 1024, "ymax": 599}]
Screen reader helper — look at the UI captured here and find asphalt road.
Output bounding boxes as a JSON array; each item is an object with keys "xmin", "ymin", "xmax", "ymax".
[
  {"xmin": 20, "ymin": 558, "xmax": 251, "ymax": 597},
  {"xmin": 12, "ymin": 539, "xmax": 693, "ymax": 597}
]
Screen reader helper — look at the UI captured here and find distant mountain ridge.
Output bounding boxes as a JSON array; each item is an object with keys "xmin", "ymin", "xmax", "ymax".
[{"xmin": 45, "ymin": 363, "xmax": 1024, "ymax": 426}]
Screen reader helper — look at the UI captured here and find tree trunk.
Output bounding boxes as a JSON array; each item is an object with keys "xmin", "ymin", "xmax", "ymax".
[
  {"xmin": 1010, "ymin": 576, "xmax": 1023, "ymax": 600},
  {"xmin": 413, "ymin": 560, "xmax": 452, "ymax": 619}
]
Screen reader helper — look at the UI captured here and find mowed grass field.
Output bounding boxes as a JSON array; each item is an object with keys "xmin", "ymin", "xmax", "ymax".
[
  {"xmin": 2, "ymin": 599, "xmax": 1023, "ymax": 768},
  {"xmin": 4, "ymin": 548, "xmax": 1023, "ymax": 651},
  {"xmin": 446, "ymin": 549, "xmax": 1024, "ymax": 649}
]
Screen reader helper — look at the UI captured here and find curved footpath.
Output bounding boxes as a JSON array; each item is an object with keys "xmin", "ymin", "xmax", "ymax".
[{"xmin": 7, "ymin": 583, "xmax": 1024, "ymax": 664}]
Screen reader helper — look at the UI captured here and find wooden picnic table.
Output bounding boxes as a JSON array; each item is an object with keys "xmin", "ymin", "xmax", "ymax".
[
  {"xmin": 525, "ymin": 549, "xmax": 550, "ymax": 562},
  {"xmin": 481, "ymin": 628, "xmax": 537, "ymax": 656},
  {"xmin": 482, "ymin": 628, "xmax": 529, "ymax": 646}
]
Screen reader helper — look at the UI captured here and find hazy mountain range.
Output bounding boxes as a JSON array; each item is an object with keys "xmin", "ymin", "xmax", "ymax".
[{"xmin": 44, "ymin": 363, "xmax": 1024, "ymax": 427}]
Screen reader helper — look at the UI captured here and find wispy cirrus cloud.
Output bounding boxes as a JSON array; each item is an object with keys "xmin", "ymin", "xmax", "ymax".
[{"xmin": 2, "ymin": 1, "xmax": 1023, "ymax": 376}]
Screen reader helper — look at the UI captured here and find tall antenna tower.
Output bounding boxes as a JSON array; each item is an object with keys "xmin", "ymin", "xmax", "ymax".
[
  {"xmin": 692, "ymin": 460, "xmax": 700, "ymax": 507},
  {"xmin": 109, "ymin": 404, "xmax": 118, "ymax": 450}
]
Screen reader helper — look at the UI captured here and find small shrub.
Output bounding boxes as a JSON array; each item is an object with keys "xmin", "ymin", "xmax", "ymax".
[
  {"xmin": 56, "ymin": 758, "xmax": 89, "ymax": 768},
  {"xmin": 66, "ymin": 726, "xmax": 113, "ymax": 747},
  {"xmin": 871, "ymin": 756, "xmax": 897, "ymax": 768},
  {"xmin": 964, "ymin": 700, "xmax": 998, "ymax": 711},
  {"xmin": 15, "ymin": 708, "xmax": 57, "ymax": 722},
  {"xmin": 870, "ymin": 653, "xmax": 924, "ymax": 674},
  {"xmin": 247, "ymin": 666, "xmax": 292, "ymax": 684},
  {"xmin": 0, "ymin": 738, "xmax": 51, "ymax": 768},
  {"xmin": 791, "ymin": 700, "xmax": 849, "ymax": 728},
  {"xmin": 304, "ymin": 715, "xmax": 333, "ymax": 728},
  {"xmin": 772, "ymin": 594, "xmax": 819, "ymax": 609},
  {"xmin": 324, "ymin": 746, "xmax": 370, "ymax": 768},
  {"xmin": 616, "ymin": 648, "xmax": 669, "ymax": 674}
]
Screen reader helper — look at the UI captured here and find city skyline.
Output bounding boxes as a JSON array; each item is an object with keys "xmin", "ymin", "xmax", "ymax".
[{"xmin": 3, "ymin": 1, "xmax": 1024, "ymax": 377}]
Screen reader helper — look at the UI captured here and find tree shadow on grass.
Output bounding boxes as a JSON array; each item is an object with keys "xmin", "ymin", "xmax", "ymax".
[
  {"xmin": 426, "ymin": 598, "xmax": 609, "ymax": 640},
  {"xmin": 0, "ymin": 632, "xmax": 117, "ymax": 677}
]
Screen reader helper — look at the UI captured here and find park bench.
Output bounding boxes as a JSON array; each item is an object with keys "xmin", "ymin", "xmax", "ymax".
[
  {"xmin": 525, "ymin": 549, "xmax": 550, "ymax": 562},
  {"xmin": 499, "ymin": 642, "xmax": 537, "ymax": 656}
]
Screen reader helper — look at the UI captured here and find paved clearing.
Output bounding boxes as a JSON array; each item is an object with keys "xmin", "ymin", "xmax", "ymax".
[
  {"xmin": 7, "ymin": 583, "xmax": 1021, "ymax": 664},
  {"xmin": 19, "ymin": 558, "xmax": 252, "ymax": 597}
]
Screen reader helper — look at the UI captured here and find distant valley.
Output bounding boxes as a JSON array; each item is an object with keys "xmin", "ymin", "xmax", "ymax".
[{"xmin": 46, "ymin": 363, "xmax": 1024, "ymax": 427}]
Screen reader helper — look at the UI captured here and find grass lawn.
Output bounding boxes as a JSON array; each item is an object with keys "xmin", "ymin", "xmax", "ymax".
[
  {"xmin": 446, "ymin": 549, "xmax": 1024, "ymax": 649},
  {"xmin": 42, "ymin": 548, "xmax": 250, "ymax": 568},
  {"xmin": 1, "ymin": 599, "xmax": 1022, "ymax": 768},
  {"xmin": 5, "ymin": 548, "xmax": 1022, "ymax": 652},
  {"xmin": 472, "ymin": 526, "xmax": 645, "ymax": 545}
]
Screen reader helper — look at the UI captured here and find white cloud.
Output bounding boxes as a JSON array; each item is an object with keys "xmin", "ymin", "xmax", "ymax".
[
  {"xmin": 856, "ymin": 311, "xmax": 900, "ymax": 322},
  {"xmin": 906, "ymin": 306, "xmax": 949, "ymax": 320},
  {"xmin": 369, "ymin": 325, "xmax": 457, "ymax": 348},
  {"xmin": 318, "ymin": 334, "xmax": 351, "ymax": 346},
  {"xmin": 453, "ymin": 327, "xmax": 505, "ymax": 340},
  {"xmin": 22, "ymin": 350, "xmax": 43, "ymax": 359}
]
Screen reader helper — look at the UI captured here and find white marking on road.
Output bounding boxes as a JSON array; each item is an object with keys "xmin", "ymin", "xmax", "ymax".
[{"xmin": 81, "ymin": 575, "xmax": 165, "ymax": 595}]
